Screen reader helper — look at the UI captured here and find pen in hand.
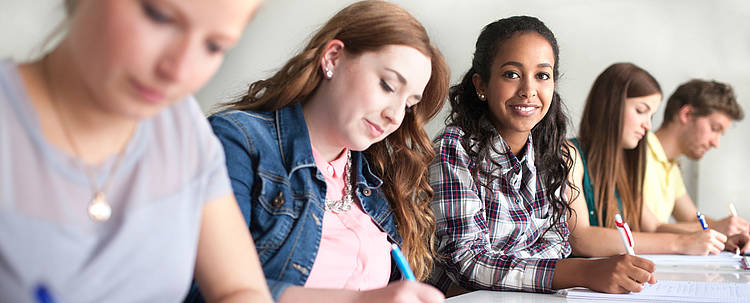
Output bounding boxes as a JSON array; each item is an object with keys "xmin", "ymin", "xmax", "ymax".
[
  {"xmin": 697, "ymin": 211, "xmax": 709, "ymax": 230},
  {"xmin": 729, "ymin": 203, "xmax": 738, "ymax": 217},
  {"xmin": 615, "ymin": 214, "xmax": 635, "ymax": 255},
  {"xmin": 391, "ymin": 243, "xmax": 416, "ymax": 281}
]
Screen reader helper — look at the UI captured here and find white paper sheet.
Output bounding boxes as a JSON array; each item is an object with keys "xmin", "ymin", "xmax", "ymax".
[{"xmin": 564, "ymin": 280, "xmax": 750, "ymax": 302}]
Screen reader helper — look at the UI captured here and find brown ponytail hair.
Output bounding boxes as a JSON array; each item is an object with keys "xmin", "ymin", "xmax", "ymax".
[{"xmin": 222, "ymin": 0, "xmax": 450, "ymax": 280}]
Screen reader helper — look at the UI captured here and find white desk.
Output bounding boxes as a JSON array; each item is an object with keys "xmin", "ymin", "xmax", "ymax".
[{"xmin": 446, "ymin": 255, "xmax": 750, "ymax": 302}]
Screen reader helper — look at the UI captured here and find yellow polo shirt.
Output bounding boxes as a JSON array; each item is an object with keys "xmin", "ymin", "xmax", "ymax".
[{"xmin": 643, "ymin": 132, "xmax": 688, "ymax": 223}]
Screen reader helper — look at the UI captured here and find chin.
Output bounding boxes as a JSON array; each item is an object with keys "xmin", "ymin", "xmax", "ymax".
[
  {"xmin": 347, "ymin": 139, "xmax": 374, "ymax": 152},
  {"xmin": 623, "ymin": 141, "xmax": 639, "ymax": 150}
]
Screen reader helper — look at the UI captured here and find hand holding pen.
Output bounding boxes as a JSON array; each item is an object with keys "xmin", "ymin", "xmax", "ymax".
[
  {"xmin": 672, "ymin": 211, "xmax": 727, "ymax": 255},
  {"xmin": 712, "ymin": 203, "xmax": 750, "ymax": 236}
]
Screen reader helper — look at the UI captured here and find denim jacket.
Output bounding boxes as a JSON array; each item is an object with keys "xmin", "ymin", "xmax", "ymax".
[{"xmin": 187, "ymin": 103, "xmax": 402, "ymax": 301}]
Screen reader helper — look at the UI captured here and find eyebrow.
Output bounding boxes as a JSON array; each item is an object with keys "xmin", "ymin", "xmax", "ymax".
[
  {"xmin": 638, "ymin": 102, "xmax": 652, "ymax": 111},
  {"xmin": 386, "ymin": 68, "xmax": 407, "ymax": 84},
  {"xmin": 385, "ymin": 68, "xmax": 423, "ymax": 101},
  {"xmin": 500, "ymin": 61, "xmax": 553, "ymax": 68}
]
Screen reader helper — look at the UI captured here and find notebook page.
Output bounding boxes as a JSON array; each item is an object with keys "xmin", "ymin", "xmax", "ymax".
[{"xmin": 564, "ymin": 280, "xmax": 750, "ymax": 302}]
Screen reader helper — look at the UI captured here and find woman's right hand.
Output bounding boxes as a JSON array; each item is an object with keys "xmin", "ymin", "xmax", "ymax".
[
  {"xmin": 583, "ymin": 254, "xmax": 656, "ymax": 293},
  {"xmin": 357, "ymin": 280, "xmax": 444, "ymax": 303},
  {"xmin": 677, "ymin": 229, "xmax": 727, "ymax": 255}
]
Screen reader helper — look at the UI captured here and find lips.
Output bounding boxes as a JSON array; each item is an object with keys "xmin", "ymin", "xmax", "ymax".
[
  {"xmin": 364, "ymin": 119, "xmax": 385, "ymax": 138},
  {"xmin": 130, "ymin": 79, "xmax": 167, "ymax": 105},
  {"xmin": 508, "ymin": 103, "xmax": 540, "ymax": 116}
]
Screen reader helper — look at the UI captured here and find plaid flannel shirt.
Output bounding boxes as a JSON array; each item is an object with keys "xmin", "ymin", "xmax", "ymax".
[{"xmin": 428, "ymin": 125, "xmax": 571, "ymax": 293}]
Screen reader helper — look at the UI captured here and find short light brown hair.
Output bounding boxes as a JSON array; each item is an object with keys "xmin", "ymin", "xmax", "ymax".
[{"xmin": 663, "ymin": 79, "xmax": 744, "ymax": 125}]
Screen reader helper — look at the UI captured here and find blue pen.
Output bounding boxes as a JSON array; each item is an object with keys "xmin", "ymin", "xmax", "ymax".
[
  {"xmin": 697, "ymin": 211, "xmax": 709, "ymax": 230},
  {"xmin": 391, "ymin": 243, "xmax": 416, "ymax": 281},
  {"xmin": 34, "ymin": 284, "xmax": 56, "ymax": 303}
]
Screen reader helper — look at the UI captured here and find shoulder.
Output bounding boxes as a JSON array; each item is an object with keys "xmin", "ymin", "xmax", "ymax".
[
  {"xmin": 139, "ymin": 97, "xmax": 229, "ymax": 183},
  {"xmin": 208, "ymin": 107, "xmax": 278, "ymax": 149},
  {"xmin": 433, "ymin": 126, "xmax": 468, "ymax": 154},
  {"xmin": 209, "ymin": 107, "xmax": 275, "ymax": 133},
  {"xmin": 565, "ymin": 138, "xmax": 585, "ymax": 178},
  {"xmin": 431, "ymin": 125, "xmax": 476, "ymax": 171},
  {"xmin": 564, "ymin": 139, "xmax": 581, "ymax": 158},
  {"xmin": 435, "ymin": 125, "xmax": 465, "ymax": 143},
  {"xmin": 152, "ymin": 96, "xmax": 214, "ymax": 143}
]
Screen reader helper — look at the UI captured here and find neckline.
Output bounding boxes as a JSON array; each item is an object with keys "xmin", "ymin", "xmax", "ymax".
[{"xmin": 2, "ymin": 60, "xmax": 149, "ymax": 185}]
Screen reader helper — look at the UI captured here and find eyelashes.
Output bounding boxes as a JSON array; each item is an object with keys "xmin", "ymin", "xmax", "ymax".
[
  {"xmin": 142, "ymin": 1, "xmax": 171, "ymax": 24},
  {"xmin": 501, "ymin": 71, "xmax": 552, "ymax": 80},
  {"xmin": 142, "ymin": 1, "xmax": 225, "ymax": 55},
  {"xmin": 380, "ymin": 79, "xmax": 394, "ymax": 93}
]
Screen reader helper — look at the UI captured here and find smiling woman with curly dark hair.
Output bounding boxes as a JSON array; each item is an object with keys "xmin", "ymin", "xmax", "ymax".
[{"xmin": 428, "ymin": 16, "xmax": 658, "ymax": 296}]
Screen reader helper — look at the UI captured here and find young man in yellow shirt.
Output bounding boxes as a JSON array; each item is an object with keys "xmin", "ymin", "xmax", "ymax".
[{"xmin": 640, "ymin": 79, "xmax": 748, "ymax": 238}]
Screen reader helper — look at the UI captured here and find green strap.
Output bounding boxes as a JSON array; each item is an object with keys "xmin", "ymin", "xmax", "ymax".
[{"xmin": 569, "ymin": 138, "xmax": 623, "ymax": 227}]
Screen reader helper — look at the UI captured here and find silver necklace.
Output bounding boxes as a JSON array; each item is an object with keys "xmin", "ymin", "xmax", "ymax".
[
  {"xmin": 42, "ymin": 56, "xmax": 128, "ymax": 222},
  {"xmin": 324, "ymin": 151, "xmax": 354, "ymax": 213}
]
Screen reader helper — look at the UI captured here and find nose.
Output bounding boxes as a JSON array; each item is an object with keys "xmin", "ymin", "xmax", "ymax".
[
  {"xmin": 156, "ymin": 37, "xmax": 193, "ymax": 83},
  {"xmin": 382, "ymin": 99, "xmax": 406, "ymax": 127},
  {"xmin": 517, "ymin": 78, "xmax": 537, "ymax": 99},
  {"xmin": 643, "ymin": 117, "xmax": 653, "ymax": 131},
  {"xmin": 710, "ymin": 135, "xmax": 720, "ymax": 148}
]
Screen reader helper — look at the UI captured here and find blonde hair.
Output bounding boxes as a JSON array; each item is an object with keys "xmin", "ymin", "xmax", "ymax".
[{"xmin": 223, "ymin": 0, "xmax": 449, "ymax": 280}]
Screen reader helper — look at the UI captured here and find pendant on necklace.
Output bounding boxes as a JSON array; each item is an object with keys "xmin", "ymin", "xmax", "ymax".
[{"xmin": 88, "ymin": 192, "xmax": 112, "ymax": 222}]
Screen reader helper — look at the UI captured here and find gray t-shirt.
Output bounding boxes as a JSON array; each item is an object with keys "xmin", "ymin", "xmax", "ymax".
[{"xmin": 0, "ymin": 61, "xmax": 232, "ymax": 302}]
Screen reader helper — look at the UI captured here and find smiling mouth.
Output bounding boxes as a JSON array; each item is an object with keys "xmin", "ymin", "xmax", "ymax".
[
  {"xmin": 509, "ymin": 104, "xmax": 540, "ymax": 115},
  {"xmin": 513, "ymin": 106, "xmax": 536, "ymax": 112}
]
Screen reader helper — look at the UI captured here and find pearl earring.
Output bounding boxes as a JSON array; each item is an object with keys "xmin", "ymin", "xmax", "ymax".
[
  {"xmin": 325, "ymin": 68, "xmax": 333, "ymax": 79},
  {"xmin": 478, "ymin": 93, "xmax": 486, "ymax": 101}
]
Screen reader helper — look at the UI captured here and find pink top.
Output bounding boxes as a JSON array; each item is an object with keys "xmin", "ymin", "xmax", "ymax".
[{"xmin": 304, "ymin": 146, "xmax": 391, "ymax": 290}]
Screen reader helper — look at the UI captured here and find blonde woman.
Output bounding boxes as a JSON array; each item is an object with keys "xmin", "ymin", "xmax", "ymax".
[{"xmin": 0, "ymin": 0, "xmax": 271, "ymax": 301}]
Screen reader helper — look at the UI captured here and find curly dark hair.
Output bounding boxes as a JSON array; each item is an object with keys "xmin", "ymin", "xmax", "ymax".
[{"xmin": 445, "ymin": 16, "xmax": 574, "ymax": 238}]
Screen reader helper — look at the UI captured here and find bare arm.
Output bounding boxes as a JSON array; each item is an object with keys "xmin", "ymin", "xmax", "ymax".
[
  {"xmin": 669, "ymin": 193, "xmax": 748, "ymax": 236},
  {"xmin": 194, "ymin": 194, "xmax": 273, "ymax": 303},
  {"xmin": 565, "ymin": 143, "xmax": 725, "ymax": 256},
  {"xmin": 642, "ymin": 198, "xmax": 700, "ymax": 234},
  {"xmin": 672, "ymin": 193, "xmax": 699, "ymax": 222}
]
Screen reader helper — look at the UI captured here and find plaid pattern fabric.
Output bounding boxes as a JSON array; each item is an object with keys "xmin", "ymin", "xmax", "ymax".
[{"xmin": 428, "ymin": 125, "xmax": 571, "ymax": 293}]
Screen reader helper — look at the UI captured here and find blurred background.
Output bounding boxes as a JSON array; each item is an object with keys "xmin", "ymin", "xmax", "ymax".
[{"xmin": 2, "ymin": 0, "xmax": 749, "ymax": 222}]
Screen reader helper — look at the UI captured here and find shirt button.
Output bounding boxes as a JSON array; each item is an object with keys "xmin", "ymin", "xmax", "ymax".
[
  {"xmin": 273, "ymin": 193, "xmax": 284, "ymax": 208},
  {"xmin": 362, "ymin": 188, "xmax": 371, "ymax": 196}
]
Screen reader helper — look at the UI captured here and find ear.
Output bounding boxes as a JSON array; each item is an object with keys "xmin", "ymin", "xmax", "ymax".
[
  {"xmin": 677, "ymin": 104, "xmax": 694, "ymax": 125},
  {"xmin": 320, "ymin": 39, "xmax": 345, "ymax": 74},
  {"xmin": 471, "ymin": 73, "xmax": 486, "ymax": 98}
]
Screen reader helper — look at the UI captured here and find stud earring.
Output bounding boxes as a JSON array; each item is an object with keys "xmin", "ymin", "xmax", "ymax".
[
  {"xmin": 325, "ymin": 68, "xmax": 333, "ymax": 79},
  {"xmin": 478, "ymin": 93, "xmax": 486, "ymax": 101}
]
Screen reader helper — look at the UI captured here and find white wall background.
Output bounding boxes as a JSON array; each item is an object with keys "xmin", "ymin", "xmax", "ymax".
[{"xmin": 2, "ymin": 0, "xmax": 749, "ymax": 221}]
